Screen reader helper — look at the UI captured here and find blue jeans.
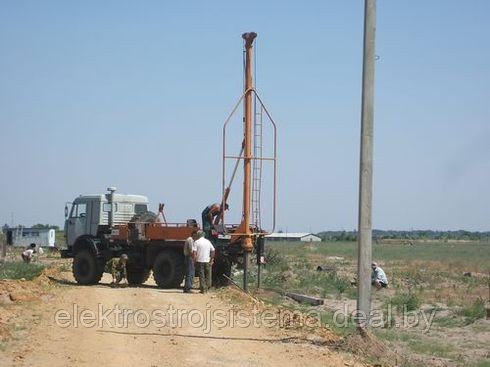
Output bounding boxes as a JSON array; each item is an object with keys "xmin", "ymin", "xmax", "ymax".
[{"xmin": 184, "ymin": 256, "xmax": 194, "ymax": 291}]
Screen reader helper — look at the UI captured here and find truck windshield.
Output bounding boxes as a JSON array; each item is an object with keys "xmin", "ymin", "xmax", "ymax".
[
  {"xmin": 70, "ymin": 203, "xmax": 87, "ymax": 218},
  {"xmin": 135, "ymin": 204, "xmax": 147, "ymax": 214}
]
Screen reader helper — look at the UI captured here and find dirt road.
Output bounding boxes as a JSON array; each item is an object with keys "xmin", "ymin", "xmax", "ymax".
[{"xmin": 4, "ymin": 272, "xmax": 361, "ymax": 367}]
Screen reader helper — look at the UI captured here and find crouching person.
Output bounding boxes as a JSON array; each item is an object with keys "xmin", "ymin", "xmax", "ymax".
[
  {"xmin": 371, "ymin": 262, "xmax": 388, "ymax": 290},
  {"xmin": 21, "ymin": 243, "xmax": 37, "ymax": 263},
  {"xmin": 105, "ymin": 254, "xmax": 128, "ymax": 287},
  {"xmin": 192, "ymin": 231, "xmax": 215, "ymax": 294}
]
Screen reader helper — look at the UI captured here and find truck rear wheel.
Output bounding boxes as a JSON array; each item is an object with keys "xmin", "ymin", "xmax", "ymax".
[
  {"xmin": 73, "ymin": 250, "xmax": 103, "ymax": 285},
  {"xmin": 213, "ymin": 256, "xmax": 232, "ymax": 287},
  {"xmin": 153, "ymin": 251, "xmax": 184, "ymax": 289},
  {"xmin": 126, "ymin": 269, "xmax": 151, "ymax": 285}
]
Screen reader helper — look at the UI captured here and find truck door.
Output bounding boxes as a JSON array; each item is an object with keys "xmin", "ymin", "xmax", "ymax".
[
  {"xmin": 88, "ymin": 201, "xmax": 100, "ymax": 236},
  {"xmin": 66, "ymin": 202, "xmax": 88, "ymax": 247}
]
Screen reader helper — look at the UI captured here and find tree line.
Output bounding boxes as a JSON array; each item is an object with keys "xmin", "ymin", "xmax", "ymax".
[{"xmin": 317, "ymin": 230, "xmax": 490, "ymax": 242}]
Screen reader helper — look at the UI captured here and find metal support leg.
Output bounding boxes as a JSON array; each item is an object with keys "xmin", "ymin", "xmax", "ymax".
[{"xmin": 243, "ymin": 251, "xmax": 249, "ymax": 292}]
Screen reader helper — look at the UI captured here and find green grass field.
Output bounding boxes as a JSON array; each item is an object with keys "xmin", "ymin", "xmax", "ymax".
[
  {"xmin": 0, "ymin": 261, "xmax": 45, "ymax": 280},
  {"xmin": 268, "ymin": 240, "xmax": 490, "ymax": 269}
]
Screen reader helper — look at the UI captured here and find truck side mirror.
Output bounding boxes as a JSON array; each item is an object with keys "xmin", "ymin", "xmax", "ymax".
[{"xmin": 65, "ymin": 204, "xmax": 69, "ymax": 219}]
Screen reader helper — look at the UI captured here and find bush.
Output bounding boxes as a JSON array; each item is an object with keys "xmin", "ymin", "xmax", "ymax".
[
  {"xmin": 264, "ymin": 246, "xmax": 287, "ymax": 267},
  {"xmin": 459, "ymin": 297, "xmax": 486, "ymax": 324},
  {"xmin": 0, "ymin": 262, "xmax": 45, "ymax": 280},
  {"xmin": 389, "ymin": 292, "xmax": 421, "ymax": 311},
  {"xmin": 332, "ymin": 275, "xmax": 351, "ymax": 295}
]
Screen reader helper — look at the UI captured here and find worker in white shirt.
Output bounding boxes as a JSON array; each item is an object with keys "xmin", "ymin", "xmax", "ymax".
[
  {"xmin": 192, "ymin": 230, "xmax": 215, "ymax": 294},
  {"xmin": 21, "ymin": 243, "xmax": 37, "ymax": 263},
  {"xmin": 371, "ymin": 262, "xmax": 389, "ymax": 289}
]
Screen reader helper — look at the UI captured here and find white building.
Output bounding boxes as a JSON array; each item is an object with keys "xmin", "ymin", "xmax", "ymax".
[
  {"xmin": 5, "ymin": 227, "xmax": 56, "ymax": 248},
  {"xmin": 266, "ymin": 232, "xmax": 322, "ymax": 242}
]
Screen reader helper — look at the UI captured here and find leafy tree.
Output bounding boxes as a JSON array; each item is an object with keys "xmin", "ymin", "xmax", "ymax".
[
  {"xmin": 32, "ymin": 224, "xmax": 49, "ymax": 229},
  {"xmin": 32, "ymin": 224, "xmax": 60, "ymax": 230}
]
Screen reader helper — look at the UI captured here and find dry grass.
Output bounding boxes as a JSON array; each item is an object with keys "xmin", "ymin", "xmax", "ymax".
[{"xmin": 256, "ymin": 240, "xmax": 490, "ymax": 367}]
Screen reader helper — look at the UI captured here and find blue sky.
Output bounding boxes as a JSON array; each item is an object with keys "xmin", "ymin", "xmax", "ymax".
[{"xmin": 0, "ymin": 0, "xmax": 489, "ymax": 232}]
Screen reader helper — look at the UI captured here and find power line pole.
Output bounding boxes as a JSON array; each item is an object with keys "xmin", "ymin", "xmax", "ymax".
[{"xmin": 357, "ymin": 0, "xmax": 376, "ymax": 329}]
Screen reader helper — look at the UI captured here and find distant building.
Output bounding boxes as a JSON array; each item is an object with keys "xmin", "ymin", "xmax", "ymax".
[
  {"xmin": 5, "ymin": 226, "xmax": 56, "ymax": 248},
  {"xmin": 266, "ymin": 232, "xmax": 322, "ymax": 242}
]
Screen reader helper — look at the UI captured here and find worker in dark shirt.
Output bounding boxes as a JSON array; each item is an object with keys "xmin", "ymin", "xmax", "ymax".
[
  {"xmin": 183, "ymin": 230, "xmax": 199, "ymax": 293},
  {"xmin": 201, "ymin": 202, "xmax": 229, "ymax": 241}
]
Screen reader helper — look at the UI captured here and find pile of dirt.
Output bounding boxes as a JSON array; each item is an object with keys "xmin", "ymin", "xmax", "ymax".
[
  {"xmin": 344, "ymin": 328, "xmax": 395, "ymax": 365},
  {"xmin": 0, "ymin": 279, "xmax": 45, "ymax": 303},
  {"xmin": 0, "ymin": 264, "xmax": 61, "ymax": 342},
  {"xmin": 37, "ymin": 263, "xmax": 65, "ymax": 282},
  {"xmin": 0, "ymin": 278, "xmax": 45, "ymax": 342}
]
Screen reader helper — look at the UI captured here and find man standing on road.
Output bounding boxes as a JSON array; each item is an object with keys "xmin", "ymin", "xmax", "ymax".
[
  {"xmin": 105, "ymin": 254, "xmax": 129, "ymax": 287},
  {"xmin": 371, "ymin": 262, "xmax": 388, "ymax": 290},
  {"xmin": 183, "ymin": 230, "xmax": 198, "ymax": 293},
  {"xmin": 192, "ymin": 231, "xmax": 215, "ymax": 294}
]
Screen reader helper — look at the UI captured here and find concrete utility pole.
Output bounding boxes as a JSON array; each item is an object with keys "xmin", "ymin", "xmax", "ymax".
[
  {"xmin": 0, "ymin": 225, "xmax": 5, "ymax": 261},
  {"xmin": 357, "ymin": 0, "xmax": 376, "ymax": 328},
  {"xmin": 0, "ymin": 237, "xmax": 5, "ymax": 261}
]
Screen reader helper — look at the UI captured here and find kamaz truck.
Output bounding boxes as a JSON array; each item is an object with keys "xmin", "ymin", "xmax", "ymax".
[{"xmin": 61, "ymin": 187, "xmax": 237, "ymax": 288}]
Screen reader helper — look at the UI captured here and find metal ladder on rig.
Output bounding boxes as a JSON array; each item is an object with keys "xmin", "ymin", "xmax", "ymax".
[{"xmin": 251, "ymin": 97, "xmax": 263, "ymax": 229}]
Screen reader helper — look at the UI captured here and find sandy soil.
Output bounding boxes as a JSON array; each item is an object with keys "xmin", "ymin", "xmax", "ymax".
[{"xmin": 1, "ymin": 272, "xmax": 364, "ymax": 367}]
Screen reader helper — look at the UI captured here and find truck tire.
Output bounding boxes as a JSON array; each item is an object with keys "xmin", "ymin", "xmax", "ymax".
[
  {"xmin": 130, "ymin": 211, "xmax": 157, "ymax": 223},
  {"xmin": 212, "ymin": 256, "xmax": 232, "ymax": 287},
  {"xmin": 73, "ymin": 250, "xmax": 103, "ymax": 285},
  {"xmin": 126, "ymin": 270, "xmax": 151, "ymax": 285},
  {"xmin": 153, "ymin": 250, "xmax": 184, "ymax": 289}
]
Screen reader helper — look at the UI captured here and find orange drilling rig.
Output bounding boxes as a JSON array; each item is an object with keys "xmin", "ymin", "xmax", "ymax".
[
  {"xmin": 216, "ymin": 31, "xmax": 277, "ymax": 290},
  {"xmin": 61, "ymin": 32, "xmax": 276, "ymax": 291}
]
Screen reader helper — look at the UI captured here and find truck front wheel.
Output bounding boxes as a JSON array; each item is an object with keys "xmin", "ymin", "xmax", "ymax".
[
  {"xmin": 153, "ymin": 251, "xmax": 184, "ymax": 289},
  {"xmin": 73, "ymin": 250, "xmax": 103, "ymax": 285}
]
